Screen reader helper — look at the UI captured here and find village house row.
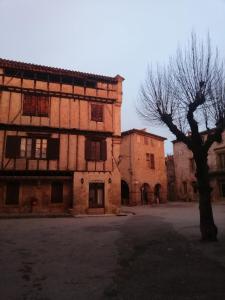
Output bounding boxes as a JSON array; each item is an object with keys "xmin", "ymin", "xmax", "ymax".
[
  {"xmin": 0, "ymin": 58, "xmax": 167, "ymax": 214},
  {"xmin": 170, "ymin": 131, "xmax": 225, "ymax": 202}
]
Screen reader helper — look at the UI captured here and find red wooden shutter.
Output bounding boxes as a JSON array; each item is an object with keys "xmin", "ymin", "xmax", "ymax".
[
  {"xmin": 37, "ymin": 96, "xmax": 49, "ymax": 116},
  {"xmin": 100, "ymin": 139, "xmax": 107, "ymax": 161},
  {"xmin": 85, "ymin": 139, "xmax": 92, "ymax": 160},
  {"xmin": 5, "ymin": 136, "xmax": 21, "ymax": 158},
  {"xmin": 91, "ymin": 104, "xmax": 103, "ymax": 122},
  {"xmin": 47, "ymin": 138, "xmax": 60, "ymax": 160},
  {"xmin": 23, "ymin": 94, "xmax": 36, "ymax": 115}
]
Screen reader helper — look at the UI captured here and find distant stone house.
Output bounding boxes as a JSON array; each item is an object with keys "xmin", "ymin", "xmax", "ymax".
[
  {"xmin": 0, "ymin": 58, "xmax": 124, "ymax": 214},
  {"xmin": 173, "ymin": 130, "xmax": 225, "ymax": 202},
  {"xmin": 119, "ymin": 129, "xmax": 167, "ymax": 205}
]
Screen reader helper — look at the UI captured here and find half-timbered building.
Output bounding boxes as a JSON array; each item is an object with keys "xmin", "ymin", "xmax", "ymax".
[{"xmin": 0, "ymin": 58, "xmax": 123, "ymax": 214}]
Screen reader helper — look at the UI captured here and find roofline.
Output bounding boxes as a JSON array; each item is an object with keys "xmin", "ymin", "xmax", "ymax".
[
  {"xmin": 0, "ymin": 58, "xmax": 123, "ymax": 83},
  {"xmin": 121, "ymin": 129, "xmax": 167, "ymax": 141},
  {"xmin": 172, "ymin": 128, "xmax": 219, "ymax": 144}
]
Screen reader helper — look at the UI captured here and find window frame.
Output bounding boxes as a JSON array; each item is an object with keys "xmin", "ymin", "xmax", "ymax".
[
  {"xmin": 22, "ymin": 93, "xmax": 49, "ymax": 117},
  {"xmin": 85, "ymin": 137, "xmax": 107, "ymax": 161},
  {"xmin": 5, "ymin": 136, "xmax": 59, "ymax": 160},
  {"xmin": 91, "ymin": 104, "xmax": 104, "ymax": 122},
  {"xmin": 150, "ymin": 154, "xmax": 155, "ymax": 169}
]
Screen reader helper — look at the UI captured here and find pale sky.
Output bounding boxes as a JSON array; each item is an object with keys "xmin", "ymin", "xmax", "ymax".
[{"xmin": 1, "ymin": 0, "xmax": 225, "ymax": 153}]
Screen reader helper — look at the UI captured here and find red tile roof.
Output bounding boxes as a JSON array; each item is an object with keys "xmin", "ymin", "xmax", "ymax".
[
  {"xmin": 0, "ymin": 58, "xmax": 124, "ymax": 83},
  {"xmin": 121, "ymin": 129, "xmax": 166, "ymax": 141}
]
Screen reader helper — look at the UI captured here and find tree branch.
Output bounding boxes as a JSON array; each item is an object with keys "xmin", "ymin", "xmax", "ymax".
[
  {"xmin": 160, "ymin": 111, "xmax": 192, "ymax": 148},
  {"xmin": 187, "ymin": 82, "xmax": 205, "ymax": 135}
]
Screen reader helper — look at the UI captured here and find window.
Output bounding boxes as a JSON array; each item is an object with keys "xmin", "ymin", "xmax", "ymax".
[
  {"xmin": 218, "ymin": 152, "xmax": 225, "ymax": 169},
  {"xmin": 89, "ymin": 183, "xmax": 104, "ymax": 208},
  {"xmin": 144, "ymin": 136, "xmax": 149, "ymax": 145},
  {"xmin": 150, "ymin": 154, "xmax": 155, "ymax": 169},
  {"xmin": 146, "ymin": 153, "xmax": 154, "ymax": 168},
  {"xmin": 91, "ymin": 104, "xmax": 103, "ymax": 122},
  {"xmin": 6, "ymin": 182, "xmax": 19, "ymax": 205},
  {"xmin": 20, "ymin": 138, "xmax": 32, "ymax": 158},
  {"xmin": 5, "ymin": 136, "xmax": 59, "ymax": 160},
  {"xmin": 20, "ymin": 137, "xmax": 47, "ymax": 159},
  {"xmin": 85, "ymin": 138, "xmax": 107, "ymax": 161},
  {"xmin": 23, "ymin": 94, "xmax": 49, "ymax": 117},
  {"xmin": 51, "ymin": 182, "xmax": 63, "ymax": 203},
  {"xmin": 137, "ymin": 136, "xmax": 141, "ymax": 143},
  {"xmin": 35, "ymin": 138, "xmax": 47, "ymax": 159}
]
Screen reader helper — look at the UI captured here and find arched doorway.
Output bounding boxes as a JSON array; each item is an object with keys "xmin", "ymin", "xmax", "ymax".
[
  {"xmin": 154, "ymin": 183, "xmax": 162, "ymax": 204},
  {"xmin": 121, "ymin": 180, "xmax": 129, "ymax": 205},
  {"xmin": 141, "ymin": 183, "xmax": 151, "ymax": 204}
]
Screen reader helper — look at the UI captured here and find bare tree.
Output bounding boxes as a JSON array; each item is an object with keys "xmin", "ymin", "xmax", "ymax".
[{"xmin": 138, "ymin": 34, "xmax": 225, "ymax": 241}]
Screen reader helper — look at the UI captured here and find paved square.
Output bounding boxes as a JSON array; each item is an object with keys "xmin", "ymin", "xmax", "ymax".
[{"xmin": 1, "ymin": 203, "xmax": 225, "ymax": 300}]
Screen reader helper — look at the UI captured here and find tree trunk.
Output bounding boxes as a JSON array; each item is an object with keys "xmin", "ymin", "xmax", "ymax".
[{"xmin": 195, "ymin": 151, "xmax": 218, "ymax": 241}]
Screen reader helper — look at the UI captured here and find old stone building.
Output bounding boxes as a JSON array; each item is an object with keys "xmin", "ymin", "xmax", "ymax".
[
  {"xmin": 0, "ymin": 58, "xmax": 124, "ymax": 214},
  {"xmin": 173, "ymin": 130, "xmax": 225, "ymax": 202},
  {"xmin": 119, "ymin": 129, "xmax": 167, "ymax": 205},
  {"xmin": 165, "ymin": 155, "xmax": 176, "ymax": 201}
]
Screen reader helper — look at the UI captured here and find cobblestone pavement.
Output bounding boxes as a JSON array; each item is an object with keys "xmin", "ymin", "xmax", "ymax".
[{"xmin": 0, "ymin": 202, "xmax": 225, "ymax": 300}]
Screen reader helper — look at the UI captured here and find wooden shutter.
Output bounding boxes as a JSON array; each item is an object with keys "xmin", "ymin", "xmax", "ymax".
[
  {"xmin": 5, "ymin": 136, "xmax": 21, "ymax": 158},
  {"xmin": 91, "ymin": 104, "xmax": 103, "ymax": 122},
  {"xmin": 100, "ymin": 139, "xmax": 107, "ymax": 161},
  {"xmin": 85, "ymin": 139, "xmax": 92, "ymax": 160},
  {"xmin": 23, "ymin": 94, "xmax": 36, "ymax": 115},
  {"xmin": 37, "ymin": 96, "xmax": 49, "ymax": 116},
  {"xmin": 47, "ymin": 138, "xmax": 60, "ymax": 160}
]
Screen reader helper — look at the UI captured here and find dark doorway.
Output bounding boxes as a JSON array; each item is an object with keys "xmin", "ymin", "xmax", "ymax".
[
  {"xmin": 141, "ymin": 183, "xmax": 151, "ymax": 204},
  {"xmin": 154, "ymin": 183, "xmax": 162, "ymax": 204},
  {"xmin": 6, "ymin": 182, "xmax": 20, "ymax": 205},
  {"xmin": 121, "ymin": 180, "xmax": 129, "ymax": 205},
  {"xmin": 89, "ymin": 183, "xmax": 104, "ymax": 208}
]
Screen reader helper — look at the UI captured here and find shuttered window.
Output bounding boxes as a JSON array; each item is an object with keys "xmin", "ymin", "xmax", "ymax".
[
  {"xmin": 5, "ymin": 136, "xmax": 59, "ymax": 160},
  {"xmin": 5, "ymin": 136, "xmax": 21, "ymax": 158},
  {"xmin": 47, "ymin": 138, "xmax": 60, "ymax": 160},
  {"xmin": 23, "ymin": 94, "xmax": 49, "ymax": 117},
  {"xmin": 150, "ymin": 154, "xmax": 155, "ymax": 169},
  {"xmin": 91, "ymin": 104, "xmax": 103, "ymax": 122},
  {"xmin": 85, "ymin": 138, "xmax": 107, "ymax": 161}
]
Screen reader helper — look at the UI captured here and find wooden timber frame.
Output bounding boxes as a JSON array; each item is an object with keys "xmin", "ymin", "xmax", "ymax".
[{"xmin": 0, "ymin": 58, "xmax": 123, "ymax": 214}]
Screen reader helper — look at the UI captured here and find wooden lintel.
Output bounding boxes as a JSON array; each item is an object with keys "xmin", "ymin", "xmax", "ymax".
[
  {"xmin": 0, "ymin": 85, "xmax": 116, "ymax": 104},
  {"xmin": 0, "ymin": 123, "xmax": 113, "ymax": 137}
]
